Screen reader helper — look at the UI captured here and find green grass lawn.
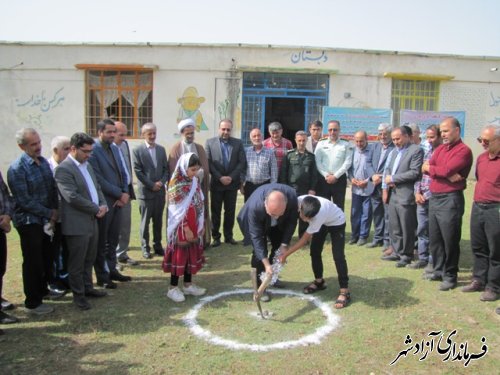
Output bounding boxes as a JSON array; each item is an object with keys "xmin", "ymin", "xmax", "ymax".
[{"xmin": 1, "ymin": 184, "xmax": 499, "ymax": 374}]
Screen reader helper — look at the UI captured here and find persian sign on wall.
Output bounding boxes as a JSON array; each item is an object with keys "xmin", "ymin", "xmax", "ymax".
[
  {"xmin": 400, "ymin": 110, "xmax": 466, "ymax": 137},
  {"xmin": 322, "ymin": 107, "xmax": 393, "ymax": 140}
]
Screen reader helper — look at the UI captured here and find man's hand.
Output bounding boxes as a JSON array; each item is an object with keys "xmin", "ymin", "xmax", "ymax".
[
  {"xmin": 307, "ymin": 190, "xmax": 316, "ymax": 195},
  {"xmin": 0, "ymin": 214, "xmax": 11, "ymax": 233},
  {"xmin": 220, "ymin": 176, "xmax": 232, "ymax": 185},
  {"xmin": 358, "ymin": 180, "xmax": 368, "ymax": 188},
  {"xmin": 50, "ymin": 209, "xmax": 59, "ymax": 223},
  {"xmin": 372, "ymin": 174, "xmax": 382, "ymax": 186},
  {"xmin": 447, "ymin": 173, "xmax": 464, "ymax": 183},
  {"xmin": 415, "ymin": 192, "xmax": 426, "ymax": 205},
  {"xmin": 325, "ymin": 174, "xmax": 337, "ymax": 184},
  {"xmin": 96, "ymin": 205, "xmax": 108, "ymax": 219},
  {"xmin": 119, "ymin": 193, "xmax": 130, "ymax": 205},
  {"xmin": 422, "ymin": 161, "xmax": 430, "ymax": 173},
  {"xmin": 152, "ymin": 181, "xmax": 163, "ymax": 192},
  {"xmin": 382, "ymin": 189, "xmax": 389, "ymax": 204}
]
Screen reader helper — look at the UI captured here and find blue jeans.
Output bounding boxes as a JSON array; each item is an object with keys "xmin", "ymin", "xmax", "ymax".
[
  {"xmin": 351, "ymin": 193, "xmax": 372, "ymax": 240},
  {"xmin": 416, "ymin": 202, "xmax": 430, "ymax": 262}
]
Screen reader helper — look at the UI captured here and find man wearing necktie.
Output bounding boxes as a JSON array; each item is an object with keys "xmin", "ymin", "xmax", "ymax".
[
  {"xmin": 381, "ymin": 126, "xmax": 423, "ymax": 268},
  {"xmin": 114, "ymin": 121, "xmax": 138, "ymax": 266},
  {"xmin": 132, "ymin": 123, "xmax": 169, "ymax": 259},
  {"xmin": 205, "ymin": 119, "xmax": 246, "ymax": 247},
  {"xmin": 89, "ymin": 119, "xmax": 132, "ymax": 288}
]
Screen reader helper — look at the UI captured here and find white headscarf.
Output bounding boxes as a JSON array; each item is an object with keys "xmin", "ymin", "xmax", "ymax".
[{"xmin": 167, "ymin": 152, "xmax": 204, "ymax": 242}]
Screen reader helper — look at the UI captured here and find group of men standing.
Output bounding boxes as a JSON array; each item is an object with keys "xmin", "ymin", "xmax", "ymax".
[{"xmin": 0, "ymin": 115, "xmax": 498, "ymax": 327}]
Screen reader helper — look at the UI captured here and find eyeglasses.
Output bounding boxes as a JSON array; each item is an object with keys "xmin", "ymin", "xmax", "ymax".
[
  {"xmin": 477, "ymin": 137, "xmax": 490, "ymax": 146},
  {"xmin": 79, "ymin": 148, "xmax": 93, "ymax": 154}
]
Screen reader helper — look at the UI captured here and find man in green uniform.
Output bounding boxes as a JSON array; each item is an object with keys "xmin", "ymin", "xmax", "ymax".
[{"xmin": 279, "ymin": 130, "xmax": 318, "ymax": 236}]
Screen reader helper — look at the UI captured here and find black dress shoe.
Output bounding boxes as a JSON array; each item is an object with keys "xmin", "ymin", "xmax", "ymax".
[
  {"xmin": 225, "ymin": 238, "xmax": 238, "ymax": 245},
  {"xmin": 395, "ymin": 260, "xmax": 410, "ymax": 268},
  {"xmin": 348, "ymin": 238, "xmax": 358, "ymax": 245},
  {"xmin": 85, "ymin": 289, "xmax": 108, "ymax": 298},
  {"xmin": 97, "ymin": 280, "xmax": 118, "ymax": 289},
  {"xmin": 142, "ymin": 252, "xmax": 153, "ymax": 259},
  {"xmin": 422, "ymin": 273, "xmax": 442, "ymax": 281},
  {"xmin": 118, "ymin": 257, "xmax": 139, "ymax": 266},
  {"xmin": 110, "ymin": 271, "xmax": 132, "ymax": 282},
  {"xmin": 366, "ymin": 241, "xmax": 383, "ymax": 248},
  {"xmin": 381, "ymin": 254, "xmax": 400, "ymax": 261},
  {"xmin": 0, "ymin": 311, "xmax": 19, "ymax": 324},
  {"xmin": 211, "ymin": 238, "xmax": 221, "ymax": 248},
  {"xmin": 154, "ymin": 249, "xmax": 165, "ymax": 256},
  {"xmin": 73, "ymin": 296, "xmax": 91, "ymax": 310},
  {"xmin": 1, "ymin": 298, "xmax": 15, "ymax": 311}
]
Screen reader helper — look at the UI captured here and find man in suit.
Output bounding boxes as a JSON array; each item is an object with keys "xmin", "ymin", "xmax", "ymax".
[
  {"xmin": 381, "ymin": 126, "xmax": 424, "ymax": 268},
  {"xmin": 237, "ymin": 183, "xmax": 298, "ymax": 300},
  {"xmin": 132, "ymin": 123, "xmax": 169, "ymax": 259},
  {"xmin": 89, "ymin": 119, "xmax": 132, "ymax": 288},
  {"xmin": 114, "ymin": 121, "xmax": 138, "ymax": 266},
  {"xmin": 55, "ymin": 133, "xmax": 108, "ymax": 310},
  {"xmin": 367, "ymin": 123, "xmax": 394, "ymax": 250},
  {"xmin": 306, "ymin": 120, "xmax": 323, "ymax": 154},
  {"xmin": 205, "ymin": 119, "xmax": 246, "ymax": 247},
  {"xmin": 168, "ymin": 118, "xmax": 210, "ymax": 246}
]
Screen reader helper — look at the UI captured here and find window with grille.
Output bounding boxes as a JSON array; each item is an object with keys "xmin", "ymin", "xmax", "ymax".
[
  {"xmin": 84, "ymin": 69, "xmax": 153, "ymax": 137},
  {"xmin": 391, "ymin": 79, "xmax": 439, "ymax": 126}
]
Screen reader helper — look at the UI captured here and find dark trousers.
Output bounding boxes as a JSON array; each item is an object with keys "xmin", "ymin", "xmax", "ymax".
[
  {"xmin": 0, "ymin": 231, "xmax": 6, "ymax": 299},
  {"xmin": 95, "ymin": 204, "xmax": 122, "ymax": 283},
  {"xmin": 371, "ymin": 190, "xmax": 391, "ymax": 247},
  {"xmin": 210, "ymin": 188, "xmax": 238, "ymax": 241},
  {"xmin": 139, "ymin": 195, "xmax": 166, "ymax": 253},
  {"xmin": 429, "ymin": 191, "xmax": 464, "ymax": 282},
  {"xmin": 251, "ymin": 225, "xmax": 282, "ymax": 287},
  {"xmin": 66, "ymin": 221, "xmax": 98, "ymax": 296},
  {"xmin": 310, "ymin": 223, "xmax": 349, "ymax": 289},
  {"xmin": 52, "ymin": 222, "xmax": 69, "ymax": 286},
  {"xmin": 16, "ymin": 224, "xmax": 55, "ymax": 308},
  {"xmin": 350, "ymin": 193, "xmax": 372, "ymax": 240},
  {"xmin": 244, "ymin": 181, "xmax": 269, "ymax": 202},
  {"xmin": 316, "ymin": 174, "xmax": 347, "ymax": 211},
  {"xmin": 470, "ymin": 202, "xmax": 500, "ymax": 293},
  {"xmin": 388, "ymin": 202, "xmax": 417, "ymax": 262}
]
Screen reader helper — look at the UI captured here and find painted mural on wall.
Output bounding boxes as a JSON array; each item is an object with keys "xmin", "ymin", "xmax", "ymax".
[
  {"xmin": 15, "ymin": 87, "xmax": 65, "ymax": 129},
  {"xmin": 177, "ymin": 86, "xmax": 208, "ymax": 131}
]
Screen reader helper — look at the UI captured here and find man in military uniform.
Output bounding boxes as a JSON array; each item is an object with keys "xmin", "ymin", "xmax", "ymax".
[{"xmin": 279, "ymin": 130, "xmax": 318, "ymax": 236}]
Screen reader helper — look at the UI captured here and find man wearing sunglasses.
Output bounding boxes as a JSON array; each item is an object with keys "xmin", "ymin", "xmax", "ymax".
[
  {"xmin": 462, "ymin": 124, "xmax": 500, "ymax": 303},
  {"xmin": 314, "ymin": 120, "xmax": 353, "ymax": 211}
]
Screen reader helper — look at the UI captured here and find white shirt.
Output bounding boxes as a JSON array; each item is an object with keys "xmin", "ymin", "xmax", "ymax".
[
  {"xmin": 68, "ymin": 154, "xmax": 99, "ymax": 205},
  {"xmin": 298, "ymin": 195, "xmax": 346, "ymax": 234}
]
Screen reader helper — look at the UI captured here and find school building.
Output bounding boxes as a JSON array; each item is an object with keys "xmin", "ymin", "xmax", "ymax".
[{"xmin": 1, "ymin": 41, "xmax": 499, "ymax": 173}]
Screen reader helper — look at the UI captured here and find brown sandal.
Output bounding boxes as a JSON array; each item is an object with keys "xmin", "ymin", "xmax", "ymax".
[
  {"xmin": 303, "ymin": 279, "xmax": 327, "ymax": 294},
  {"xmin": 334, "ymin": 290, "xmax": 351, "ymax": 309}
]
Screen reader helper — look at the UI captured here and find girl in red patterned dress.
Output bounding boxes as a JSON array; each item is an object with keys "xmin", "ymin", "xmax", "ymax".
[{"xmin": 163, "ymin": 153, "xmax": 206, "ymax": 302}]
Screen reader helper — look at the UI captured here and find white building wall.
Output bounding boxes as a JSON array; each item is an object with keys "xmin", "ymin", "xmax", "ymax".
[{"xmin": 1, "ymin": 42, "xmax": 499, "ymax": 174}]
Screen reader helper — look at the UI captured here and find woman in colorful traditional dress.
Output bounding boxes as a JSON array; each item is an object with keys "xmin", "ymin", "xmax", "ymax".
[{"xmin": 163, "ymin": 153, "xmax": 206, "ymax": 302}]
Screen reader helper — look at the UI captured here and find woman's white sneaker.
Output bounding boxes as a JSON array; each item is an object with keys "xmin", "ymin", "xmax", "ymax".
[
  {"xmin": 166, "ymin": 287, "xmax": 185, "ymax": 302},
  {"xmin": 183, "ymin": 284, "xmax": 206, "ymax": 296}
]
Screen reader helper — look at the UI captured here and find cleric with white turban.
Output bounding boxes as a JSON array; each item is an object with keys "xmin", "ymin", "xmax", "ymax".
[{"xmin": 178, "ymin": 118, "xmax": 195, "ymax": 133}]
